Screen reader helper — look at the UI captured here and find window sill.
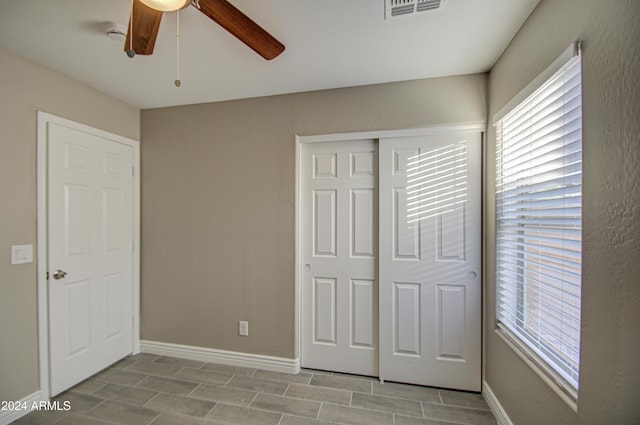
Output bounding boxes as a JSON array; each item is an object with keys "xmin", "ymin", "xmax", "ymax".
[{"xmin": 494, "ymin": 328, "xmax": 578, "ymax": 413}]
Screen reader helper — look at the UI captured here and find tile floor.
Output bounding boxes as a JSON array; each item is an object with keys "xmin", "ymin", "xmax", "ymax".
[{"xmin": 13, "ymin": 354, "xmax": 497, "ymax": 425}]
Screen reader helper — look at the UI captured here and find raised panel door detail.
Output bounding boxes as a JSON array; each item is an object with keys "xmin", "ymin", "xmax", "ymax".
[
  {"xmin": 314, "ymin": 153, "xmax": 337, "ymax": 178},
  {"xmin": 103, "ymin": 188, "xmax": 124, "ymax": 254},
  {"xmin": 393, "ymin": 188, "xmax": 419, "ymax": 260},
  {"xmin": 64, "ymin": 143, "xmax": 89, "ymax": 173},
  {"xmin": 313, "ymin": 190, "xmax": 337, "ymax": 257},
  {"xmin": 313, "ymin": 277, "xmax": 337, "ymax": 345},
  {"xmin": 66, "ymin": 280, "xmax": 91, "ymax": 357},
  {"xmin": 437, "ymin": 207, "xmax": 465, "ymax": 262},
  {"xmin": 103, "ymin": 152, "xmax": 123, "ymax": 177},
  {"xmin": 351, "ymin": 279, "xmax": 375, "ymax": 348},
  {"xmin": 437, "ymin": 285, "xmax": 466, "ymax": 361},
  {"xmin": 104, "ymin": 273, "xmax": 125, "ymax": 341},
  {"xmin": 351, "ymin": 189, "xmax": 375, "ymax": 258},
  {"xmin": 351, "ymin": 151, "xmax": 375, "ymax": 177},
  {"xmin": 65, "ymin": 184, "xmax": 90, "ymax": 258},
  {"xmin": 393, "ymin": 282, "xmax": 421, "ymax": 356},
  {"xmin": 393, "ymin": 148, "xmax": 419, "ymax": 176}
]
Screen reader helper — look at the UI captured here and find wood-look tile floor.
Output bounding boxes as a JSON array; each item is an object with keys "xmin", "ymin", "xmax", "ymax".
[{"xmin": 12, "ymin": 354, "xmax": 497, "ymax": 425}]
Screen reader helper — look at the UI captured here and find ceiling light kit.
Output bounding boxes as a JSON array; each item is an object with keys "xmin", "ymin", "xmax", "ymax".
[
  {"xmin": 124, "ymin": 0, "xmax": 285, "ymax": 60},
  {"xmin": 139, "ymin": 0, "xmax": 191, "ymax": 12},
  {"xmin": 122, "ymin": 0, "xmax": 285, "ymax": 87}
]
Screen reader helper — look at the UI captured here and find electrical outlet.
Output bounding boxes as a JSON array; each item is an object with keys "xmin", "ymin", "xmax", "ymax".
[{"xmin": 239, "ymin": 321, "xmax": 249, "ymax": 336}]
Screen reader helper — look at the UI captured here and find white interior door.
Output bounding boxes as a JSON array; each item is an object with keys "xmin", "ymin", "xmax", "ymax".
[
  {"xmin": 301, "ymin": 139, "xmax": 378, "ymax": 376},
  {"xmin": 378, "ymin": 133, "xmax": 481, "ymax": 391},
  {"xmin": 48, "ymin": 122, "xmax": 134, "ymax": 396}
]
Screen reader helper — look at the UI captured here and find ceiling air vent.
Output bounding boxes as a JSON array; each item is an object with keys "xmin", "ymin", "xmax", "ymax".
[{"xmin": 385, "ymin": 0, "xmax": 447, "ymax": 19}]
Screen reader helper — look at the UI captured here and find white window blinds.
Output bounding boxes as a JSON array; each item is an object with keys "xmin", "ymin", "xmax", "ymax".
[{"xmin": 495, "ymin": 49, "xmax": 582, "ymax": 392}]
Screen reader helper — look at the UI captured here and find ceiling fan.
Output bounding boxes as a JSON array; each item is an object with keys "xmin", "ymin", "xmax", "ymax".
[{"xmin": 125, "ymin": 0, "xmax": 285, "ymax": 60}]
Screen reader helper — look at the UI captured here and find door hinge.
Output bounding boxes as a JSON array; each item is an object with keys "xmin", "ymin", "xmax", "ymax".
[
  {"xmin": 132, "ymin": 166, "xmax": 135, "ymax": 177},
  {"xmin": 46, "ymin": 272, "xmax": 49, "ymax": 280}
]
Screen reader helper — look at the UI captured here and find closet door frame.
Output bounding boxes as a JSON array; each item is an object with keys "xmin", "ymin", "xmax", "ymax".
[{"xmin": 295, "ymin": 123, "xmax": 486, "ymax": 374}]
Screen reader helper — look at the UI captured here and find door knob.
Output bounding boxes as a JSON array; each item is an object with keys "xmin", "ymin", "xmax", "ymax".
[{"xmin": 52, "ymin": 270, "xmax": 68, "ymax": 280}]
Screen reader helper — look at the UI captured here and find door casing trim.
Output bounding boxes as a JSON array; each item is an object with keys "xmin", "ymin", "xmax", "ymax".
[
  {"xmin": 294, "ymin": 122, "xmax": 486, "ymax": 368},
  {"xmin": 36, "ymin": 111, "xmax": 141, "ymax": 400}
]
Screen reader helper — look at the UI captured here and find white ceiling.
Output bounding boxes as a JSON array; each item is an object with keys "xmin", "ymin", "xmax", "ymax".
[{"xmin": 0, "ymin": 0, "xmax": 539, "ymax": 109}]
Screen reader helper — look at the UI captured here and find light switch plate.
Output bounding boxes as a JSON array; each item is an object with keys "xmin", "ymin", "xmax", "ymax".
[{"xmin": 11, "ymin": 244, "xmax": 33, "ymax": 264}]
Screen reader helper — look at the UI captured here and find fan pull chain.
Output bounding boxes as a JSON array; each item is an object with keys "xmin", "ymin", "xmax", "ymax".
[
  {"xmin": 126, "ymin": 0, "xmax": 135, "ymax": 58},
  {"xmin": 175, "ymin": 9, "xmax": 181, "ymax": 87}
]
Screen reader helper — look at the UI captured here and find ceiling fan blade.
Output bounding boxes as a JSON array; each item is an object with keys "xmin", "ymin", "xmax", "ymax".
[
  {"xmin": 195, "ymin": 0, "xmax": 285, "ymax": 60},
  {"xmin": 124, "ymin": 0, "xmax": 163, "ymax": 55}
]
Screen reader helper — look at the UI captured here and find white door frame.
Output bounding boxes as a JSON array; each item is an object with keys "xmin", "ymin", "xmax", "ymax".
[
  {"xmin": 295, "ymin": 122, "xmax": 486, "ymax": 369},
  {"xmin": 36, "ymin": 111, "xmax": 141, "ymax": 400}
]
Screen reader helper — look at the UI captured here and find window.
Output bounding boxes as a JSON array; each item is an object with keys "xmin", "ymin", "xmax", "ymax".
[{"xmin": 494, "ymin": 44, "xmax": 582, "ymax": 395}]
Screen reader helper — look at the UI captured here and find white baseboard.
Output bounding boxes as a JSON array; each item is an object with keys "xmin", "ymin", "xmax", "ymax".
[
  {"xmin": 0, "ymin": 391, "xmax": 44, "ymax": 425},
  {"xmin": 483, "ymin": 381, "xmax": 514, "ymax": 425},
  {"xmin": 140, "ymin": 340, "xmax": 300, "ymax": 374}
]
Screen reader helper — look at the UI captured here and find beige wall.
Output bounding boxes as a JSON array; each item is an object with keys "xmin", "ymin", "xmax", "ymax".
[
  {"xmin": 140, "ymin": 74, "xmax": 487, "ymax": 359},
  {"xmin": 485, "ymin": 1, "xmax": 640, "ymax": 424},
  {"xmin": 0, "ymin": 48, "xmax": 140, "ymax": 402}
]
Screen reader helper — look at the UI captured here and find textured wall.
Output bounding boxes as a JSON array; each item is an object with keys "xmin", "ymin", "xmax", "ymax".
[
  {"xmin": 140, "ymin": 74, "xmax": 487, "ymax": 359},
  {"xmin": 485, "ymin": 1, "xmax": 640, "ymax": 423},
  {"xmin": 0, "ymin": 48, "xmax": 139, "ymax": 402}
]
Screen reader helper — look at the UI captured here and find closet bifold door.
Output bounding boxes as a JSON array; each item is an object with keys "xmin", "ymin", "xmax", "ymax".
[
  {"xmin": 378, "ymin": 132, "xmax": 482, "ymax": 391},
  {"xmin": 301, "ymin": 131, "xmax": 482, "ymax": 392},
  {"xmin": 301, "ymin": 139, "xmax": 378, "ymax": 376}
]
